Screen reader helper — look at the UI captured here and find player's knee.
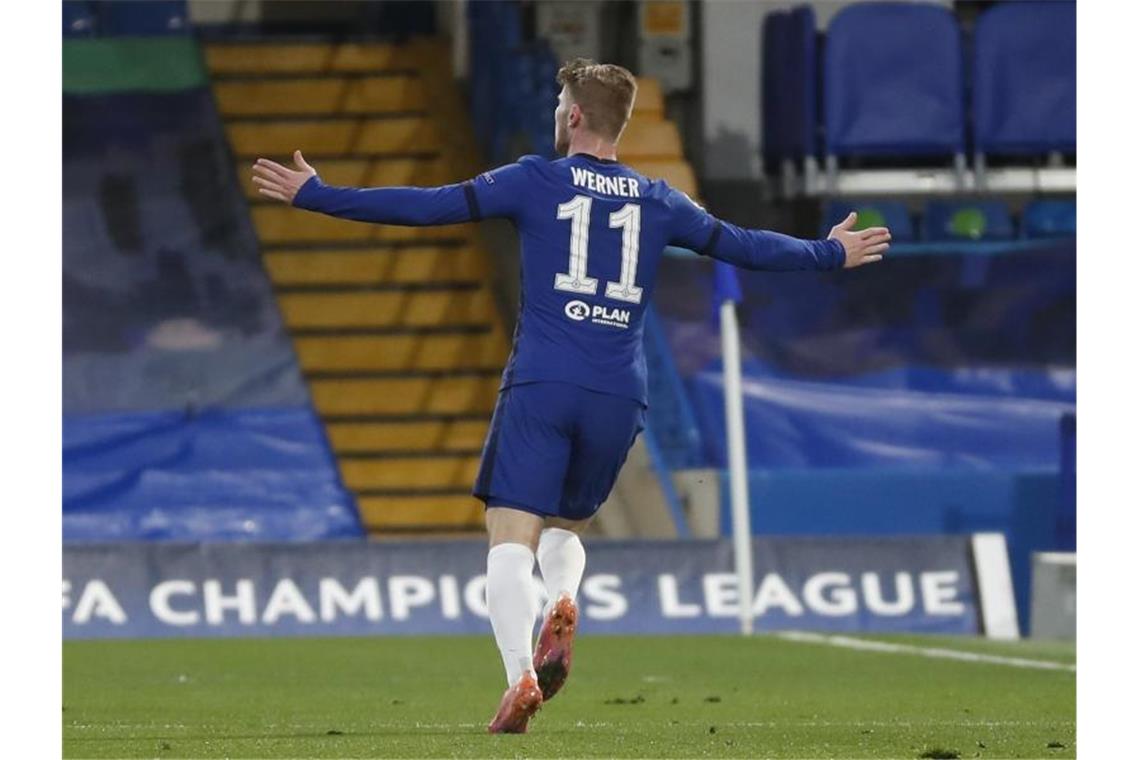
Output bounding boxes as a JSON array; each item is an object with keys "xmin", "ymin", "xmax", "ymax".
[
  {"xmin": 544, "ymin": 516, "xmax": 592, "ymax": 535},
  {"xmin": 485, "ymin": 507, "xmax": 543, "ymax": 550}
]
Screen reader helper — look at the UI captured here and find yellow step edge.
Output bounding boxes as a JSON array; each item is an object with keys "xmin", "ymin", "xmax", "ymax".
[
  {"xmin": 225, "ymin": 117, "xmax": 441, "ymax": 157},
  {"xmin": 340, "ymin": 456, "xmax": 481, "ymax": 490},
  {"xmin": 357, "ymin": 495, "xmax": 484, "ymax": 530},
  {"xmin": 293, "ymin": 333, "xmax": 506, "ymax": 372},
  {"xmin": 205, "ymin": 43, "xmax": 409, "ymax": 75},
  {"xmin": 327, "ymin": 420, "xmax": 489, "ymax": 452},
  {"xmin": 277, "ymin": 289, "xmax": 497, "ymax": 329},
  {"xmin": 215, "ymin": 77, "xmax": 427, "ymax": 117},
  {"xmin": 263, "ymin": 247, "xmax": 486, "ymax": 286},
  {"xmin": 310, "ymin": 376, "xmax": 499, "ymax": 415}
]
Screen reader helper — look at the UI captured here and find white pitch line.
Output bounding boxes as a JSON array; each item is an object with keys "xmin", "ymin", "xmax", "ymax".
[{"xmin": 777, "ymin": 631, "xmax": 1076, "ymax": 672}]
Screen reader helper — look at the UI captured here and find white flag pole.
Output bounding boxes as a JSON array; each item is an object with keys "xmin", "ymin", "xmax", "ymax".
[{"xmin": 719, "ymin": 297, "xmax": 755, "ymax": 635}]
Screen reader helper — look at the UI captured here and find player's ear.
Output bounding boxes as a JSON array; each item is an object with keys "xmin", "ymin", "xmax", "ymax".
[{"xmin": 569, "ymin": 103, "xmax": 582, "ymax": 128}]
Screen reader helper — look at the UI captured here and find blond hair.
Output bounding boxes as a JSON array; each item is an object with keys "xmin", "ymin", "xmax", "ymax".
[{"xmin": 556, "ymin": 58, "xmax": 638, "ymax": 142}]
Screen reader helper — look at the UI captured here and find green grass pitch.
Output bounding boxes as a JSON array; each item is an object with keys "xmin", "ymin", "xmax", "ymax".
[{"xmin": 63, "ymin": 634, "xmax": 1074, "ymax": 759}]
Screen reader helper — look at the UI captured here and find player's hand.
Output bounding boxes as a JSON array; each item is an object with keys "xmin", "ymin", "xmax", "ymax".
[
  {"xmin": 829, "ymin": 212, "xmax": 891, "ymax": 269},
  {"xmin": 251, "ymin": 150, "xmax": 317, "ymax": 205}
]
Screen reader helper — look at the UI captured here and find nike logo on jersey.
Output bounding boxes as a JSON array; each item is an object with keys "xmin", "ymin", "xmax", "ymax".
[{"xmin": 570, "ymin": 167, "xmax": 640, "ymax": 198}]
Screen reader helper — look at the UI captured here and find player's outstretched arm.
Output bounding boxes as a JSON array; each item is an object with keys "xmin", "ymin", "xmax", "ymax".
[
  {"xmin": 251, "ymin": 150, "xmax": 476, "ymax": 227},
  {"xmin": 667, "ymin": 189, "xmax": 889, "ymax": 272}
]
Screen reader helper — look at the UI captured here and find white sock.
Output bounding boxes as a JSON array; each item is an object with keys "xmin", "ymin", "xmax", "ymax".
[
  {"xmin": 536, "ymin": 528, "xmax": 586, "ymax": 617},
  {"xmin": 486, "ymin": 542, "xmax": 539, "ymax": 687}
]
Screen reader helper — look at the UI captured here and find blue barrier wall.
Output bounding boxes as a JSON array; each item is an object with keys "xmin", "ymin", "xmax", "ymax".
[{"xmin": 652, "ymin": 242, "xmax": 1075, "ymax": 629}]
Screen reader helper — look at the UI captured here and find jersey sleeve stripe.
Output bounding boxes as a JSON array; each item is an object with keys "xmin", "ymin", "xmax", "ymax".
[
  {"xmin": 463, "ymin": 180, "xmax": 482, "ymax": 222},
  {"xmin": 699, "ymin": 220, "xmax": 723, "ymax": 257}
]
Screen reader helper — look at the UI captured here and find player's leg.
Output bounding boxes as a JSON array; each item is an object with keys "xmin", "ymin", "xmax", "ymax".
[
  {"xmin": 532, "ymin": 515, "xmax": 588, "ymax": 701},
  {"xmin": 473, "ymin": 383, "xmax": 574, "ymax": 733},
  {"xmin": 535, "ymin": 516, "xmax": 589, "ymax": 618},
  {"xmin": 533, "ymin": 386, "xmax": 646, "ymax": 701},
  {"xmin": 483, "ymin": 506, "xmax": 545, "ymax": 734},
  {"xmin": 484, "ymin": 506, "xmax": 543, "ymax": 686}
]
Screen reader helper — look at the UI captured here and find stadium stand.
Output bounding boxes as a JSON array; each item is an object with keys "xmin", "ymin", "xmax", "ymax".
[
  {"xmin": 62, "ymin": 33, "xmax": 360, "ymax": 542},
  {"xmin": 206, "ymin": 38, "xmax": 509, "ymax": 535},
  {"xmin": 467, "ymin": 1, "xmax": 698, "ymax": 201},
  {"xmin": 763, "ymin": 2, "xmax": 1075, "ymax": 196}
]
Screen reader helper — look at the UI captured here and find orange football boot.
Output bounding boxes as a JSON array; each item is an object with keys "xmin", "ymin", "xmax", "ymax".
[
  {"xmin": 533, "ymin": 594, "xmax": 579, "ymax": 701},
  {"xmin": 487, "ymin": 670, "xmax": 543, "ymax": 734}
]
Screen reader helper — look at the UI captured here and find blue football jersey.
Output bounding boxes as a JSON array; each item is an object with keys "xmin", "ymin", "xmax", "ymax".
[{"xmin": 294, "ymin": 152, "xmax": 845, "ymax": 405}]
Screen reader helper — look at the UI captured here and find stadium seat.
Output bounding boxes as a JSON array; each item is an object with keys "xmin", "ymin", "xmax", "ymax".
[
  {"xmin": 761, "ymin": 10, "xmax": 790, "ymax": 172},
  {"xmin": 63, "ymin": 1, "xmax": 97, "ymax": 37},
  {"xmin": 823, "ymin": 3, "xmax": 964, "ymax": 158},
  {"xmin": 973, "ymin": 1, "xmax": 1075, "ymax": 157},
  {"xmin": 922, "ymin": 200, "xmax": 1015, "ymax": 242},
  {"xmin": 98, "ymin": 0, "xmax": 187, "ymax": 36},
  {"xmin": 821, "ymin": 200, "xmax": 915, "ymax": 242},
  {"xmin": 762, "ymin": 7, "xmax": 817, "ymax": 169},
  {"xmin": 1022, "ymin": 200, "xmax": 1076, "ymax": 239}
]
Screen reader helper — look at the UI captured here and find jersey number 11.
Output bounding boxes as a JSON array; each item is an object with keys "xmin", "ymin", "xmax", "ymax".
[{"xmin": 554, "ymin": 194, "xmax": 644, "ymax": 305}]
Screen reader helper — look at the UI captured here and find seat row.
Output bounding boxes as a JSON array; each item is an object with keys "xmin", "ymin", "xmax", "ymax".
[
  {"xmin": 821, "ymin": 198, "xmax": 1075, "ymax": 243},
  {"xmin": 764, "ymin": 2, "xmax": 1075, "ymax": 191}
]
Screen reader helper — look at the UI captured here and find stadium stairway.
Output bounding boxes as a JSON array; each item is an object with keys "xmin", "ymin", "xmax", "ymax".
[
  {"xmin": 205, "ymin": 39, "xmax": 508, "ymax": 537},
  {"xmin": 624, "ymin": 76, "xmax": 701, "ymax": 203}
]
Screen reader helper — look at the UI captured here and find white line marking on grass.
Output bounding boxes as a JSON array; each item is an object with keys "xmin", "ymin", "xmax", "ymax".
[
  {"xmin": 723, "ymin": 720, "xmax": 1073, "ymax": 728},
  {"xmin": 776, "ymin": 631, "xmax": 1076, "ymax": 672}
]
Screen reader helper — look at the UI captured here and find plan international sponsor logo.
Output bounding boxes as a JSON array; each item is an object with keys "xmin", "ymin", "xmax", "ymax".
[{"xmin": 564, "ymin": 300, "xmax": 631, "ymax": 329}]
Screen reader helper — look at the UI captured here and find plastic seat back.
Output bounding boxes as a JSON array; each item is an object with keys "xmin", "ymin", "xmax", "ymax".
[
  {"xmin": 824, "ymin": 3, "xmax": 964, "ymax": 158},
  {"xmin": 973, "ymin": 1, "xmax": 1075, "ymax": 155}
]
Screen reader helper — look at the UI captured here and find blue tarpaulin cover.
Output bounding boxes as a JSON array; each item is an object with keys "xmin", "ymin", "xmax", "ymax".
[
  {"xmin": 64, "ymin": 408, "xmax": 361, "ymax": 542},
  {"xmin": 63, "ymin": 67, "xmax": 360, "ymax": 541}
]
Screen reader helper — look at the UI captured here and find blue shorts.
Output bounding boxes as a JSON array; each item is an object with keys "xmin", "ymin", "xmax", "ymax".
[{"xmin": 473, "ymin": 381, "xmax": 646, "ymax": 521}]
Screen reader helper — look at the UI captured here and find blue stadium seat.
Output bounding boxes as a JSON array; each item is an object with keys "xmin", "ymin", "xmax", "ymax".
[
  {"xmin": 99, "ymin": 0, "xmax": 188, "ymax": 36},
  {"xmin": 821, "ymin": 200, "xmax": 915, "ymax": 242},
  {"xmin": 923, "ymin": 200, "xmax": 1015, "ymax": 242},
  {"xmin": 1022, "ymin": 200, "xmax": 1076, "ymax": 239},
  {"xmin": 762, "ymin": 7, "xmax": 818, "ymax": 171},
  {"xmin": 761, "ymin": 10, "xmax": 790, "ymax": 171},
  {"xmin": 973, "ymin": 2, "xmax": 1075, "ymax": 156},
  {"xmin": 824, "ymin": 3, "xmax": 964, "ymax": 158},
  {"xmin": 63, "ymin": 1, "xmax": 97, "ymax": 37}
]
